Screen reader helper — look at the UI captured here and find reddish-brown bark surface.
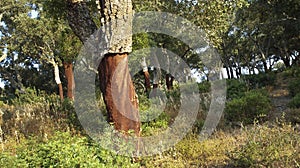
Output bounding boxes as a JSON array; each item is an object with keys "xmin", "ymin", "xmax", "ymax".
[
  {"xmin": 64, "ymin": 62, "xmax": 75, "ymax": 100},
  {"xmin": 143, "ymin": 71, "xmax": 151, "ymax": 93},
  {"xmin": 98, "ymin": 53, "xmax": 140, "ymax": 135},
  {"xmin": 58, "ymin": 83, "xmax": 64, "ymax": 101}
]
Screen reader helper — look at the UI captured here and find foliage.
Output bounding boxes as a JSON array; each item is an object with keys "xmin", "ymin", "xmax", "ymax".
[
  {"xmin": 0, "ymin": 87, "xmax": 80, "ymax": 140},
  {"xmin": 226, "ymin": 79, "xmax": 248, "ymax": 100},
  {"xmin": 198, "ymin": 81, "xmax": 211, "ymax": 93},
  {"xmin": 288, "ymin": 78, "xmax": 300, "ymax": 97},
  {"xmin": 225, "ymin": 89, "xmax": 271, "ymax": 125},
  {"xmin": 288, "ymin": 93, "xmax": 300, "ymax": 109},
  {"xmin": 230, "ymin": 123, "xmax": 300, "ymax": 167},
  {"xmin": 282, "ymin": 66, "xmax": 300, "ymax": 78},
  {"xmin": 285, "ymin": 108, "xmax": 300, "ymax": 124},
  {"xmin": 242, "ymin": 72, "xmax": 276, "ymax": 89},
  {"xmin": 1, "ymin": 132, "xmax": 140, "ymax": 167}
]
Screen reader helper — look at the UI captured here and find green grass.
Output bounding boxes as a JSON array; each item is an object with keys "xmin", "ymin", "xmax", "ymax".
[{"xmin": 1, "ymin": 68, "xmax": 300, "ymax": 167}]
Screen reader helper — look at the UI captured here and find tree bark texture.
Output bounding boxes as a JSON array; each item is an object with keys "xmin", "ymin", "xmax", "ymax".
[
  {"xmin": 98, "ymin": 53, "xmax": 140, "ymax": 134},
  {"xmin": 67, "ymin": 0, "xmax": 98, "ymax": 42},
  {"xmin": 64, "ymin": 62, "xmax": 75, "ymax": 100},
  {"xmin": 98, "ymin": 0, "xmax": 133, "ymax": 54},
  {"xmin": 67, "ymin": 0, "xmax": 140, "ymax": 135}
]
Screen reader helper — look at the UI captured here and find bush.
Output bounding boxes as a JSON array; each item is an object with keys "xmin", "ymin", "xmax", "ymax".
[
  {"xmin": 11, "ymin": 132, "xmax": 140, "ymax": 167},
  {"xmin": 230, "ymin": 123, "xmax": 300, "ymax": 167},
  {"xmin": 242, "ymin": 72, "xmax": 276, "ymax": 89},
  {"xmin": 198, "ymin": 81, "xmax": 211, "ymax": 93},
  {"xmin": 282, "ymin": 66, "xmax": 300, "ymax": 78},
  {"xmin": 288, "ymin": 93, "xmax": 300, "ymax": 109},
  {"xmin": 0, "ymin": 152, "xmax": 27, "ymax": 167},
  {"xmin": 285, "ymin": 108, "xmax": 300, "ymax": 124},
  {"xmin": 226, "ymin": 79, "xmax": 248, "ymax": 100},
  {"xmin": 288, "ymin": 78, "xmax": 300, "ymax": 97},
  {"xmin": 225, "ymin": 90, "xmax": 271, "ymax": 125}
]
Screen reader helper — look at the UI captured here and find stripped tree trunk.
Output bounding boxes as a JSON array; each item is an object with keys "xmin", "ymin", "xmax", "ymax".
[
  {"xmin": 51, "ymin": 60, "xmax": 64, "ymax": 101},
  {"xmin": 98, "ymin": 53, "xmax": 139, "ymax": 133},
  {"xmin": 97, "ymin": 0, "xmax": 140, "ymax": 135},
  {"xmin": 63, "ymin": 62, "xmax": 75, "ymax": 100},
  {"xmin": 67, "ymin": 0, "xmax": 140, "ymax": 135}
]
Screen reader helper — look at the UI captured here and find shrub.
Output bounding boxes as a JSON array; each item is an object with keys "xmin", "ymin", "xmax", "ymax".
[
  {"xmin": 198, "ymin": 81, "xmax": 211, "ymax": 93},
  {"xmin": 242, "ymin": 72, "xmax": 276, "ymax": 89},
  {"xmin": 288, "ymin": 93, "xmax": 300, "ymax": 109},
  {"xmin": 230, "ymin": 123, "xmax": 300, "ymax": 167},
  {"xmin": 227, "ymin": 80, "xmax": 247, "ymax": 99},
  {"xmin": 13, "ymin": 132, "xmax": 140, "ymax": 167},
  {"xmin": 288, "ymin": 78, "xmax": 300, "ymax": 97},
  {"xmin": 225, "ymin": 90, "xmax": 271, "ymax": 125},
  {"xmin": 0, "ymin": 152, "xmax": 27, "ymax": 167},
  {"xmin": 226, "ymin": 79, "xmax": 248, "ymax": 100},
  {"xmin": 282, "ymin": 66, "xmax": 300, "ymax": 78}
]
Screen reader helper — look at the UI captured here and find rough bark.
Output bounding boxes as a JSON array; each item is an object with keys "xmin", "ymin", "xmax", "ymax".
[
  {"xmin": 98, "ymin": 0, "xmax": 139, "ymax": 135},
  {"xmin": 98, "ymin": 0, "xmax": 133, "ymax": 54},
  {"xmin": 67, "ymin": 0, "xmax": 140, "ymax": 135},
  {"xmin": 64, "ymin": 62, "xmax": 75, "ymax": 100},
  {"xmin": 67, "ymin": 0, "xmax": 97, "ymax": 42}
]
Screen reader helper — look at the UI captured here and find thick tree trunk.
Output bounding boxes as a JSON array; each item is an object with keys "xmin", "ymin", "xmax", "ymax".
[
  {"xmin": 64, "ymin": 62, "xmax": 75, "ymax": 100},
  {"xmin": 67, "ymin": 0, "xmax": 140, "ymax": 135},
  {"xmin": 98, "ymin": 53, "xmax": 140, "ymax": 134}
]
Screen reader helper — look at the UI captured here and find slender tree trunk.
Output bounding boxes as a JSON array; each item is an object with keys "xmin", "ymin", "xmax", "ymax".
[
  {"xmin": 144, "ymin": 71, "xmax": 151, "ymax": 93},
  {"xmin": 63, "ymin": 62, "xmax": 75, "ymax": 100},
  {"xmin": 141, "ymin": 57, "xmax": 151, "ymax": 93},
  {"xmin": 226, "ymin": 67, "xmax": 231, "ymax": 79},
  {"xmin": 262, "ymin": 59, "xmax": 269, "ymax": 73},
  {"xmin": 166, "ymin": 74, "xmax": 169, "ymax": 90},
  {"xmin": 152, "ymin": 68, "xmax": 160, "ymax": 97},
  {"xmin": 230, "ymin": 66, "xmax": 234, "ymax": 79},
  {"xmin": 58, "ymin": 83, "xmax": 64, "ymax": 101},
  {"xmin": 53, "ymin": 62, "xmax": 64, "ymax": 101},
  {"xmin": 166, "ymin": 75, "xmax": 174, "ymax": 90}
]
